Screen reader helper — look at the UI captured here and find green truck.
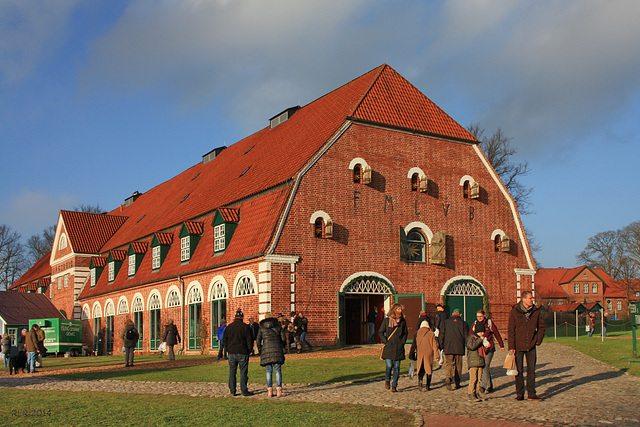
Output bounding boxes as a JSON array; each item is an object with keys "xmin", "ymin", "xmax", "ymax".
[{"xmin": 29, "ymin": 318, "xmax": 83, "ymax": 355}]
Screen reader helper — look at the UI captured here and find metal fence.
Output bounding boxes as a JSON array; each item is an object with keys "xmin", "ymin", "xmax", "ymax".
[{"xmin": 542, "ymin": 310, "xmax": 633, "ymax": 339}]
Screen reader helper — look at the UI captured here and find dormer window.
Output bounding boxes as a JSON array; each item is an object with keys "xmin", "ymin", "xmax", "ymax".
[
  {"xmin": 108, "ymin": 262, "xmax": 115, "ymax": 281},
  {"xmin": 90, "ymin": 256, "xmax": 106, "ymax": 288},
  {"xmin": 91, "ymin": 269, "xmax": 96, "ymax": 287},
  {"xmin": 106, "ymin": 250, "xmax": 127, "ymax": 283},
  {"xmin": 126, "ymin": 242, "xmax": 148, "ymax": 277},
  {"xmin": 180, "ymin": 236, "xmax": 191, "ymax": 262},
  {"xmin": 179, "ymin": 221, "xmax": 204, "ymax": 263},
  {"xmin": 211, "ymin": 208, "xmax": 239, "ymax": 254},
  {"xmin": 151, "ymin": 232, "xmax": 173, "ymax": 271},
  {"xmin": 128, "ymin": 254, "xmax": 136, "ymax": 276}
]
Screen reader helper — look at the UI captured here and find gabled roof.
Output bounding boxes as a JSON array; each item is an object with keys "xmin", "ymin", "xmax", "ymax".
[
  {"xmin": 60, "ymin": 210, "xmax": 128, "ymax": 254},
  {"xmin": 9, "ymin": 251, "xmax": 52, "ymax": 290},
  {"xmin": 154, "ymin": 232, "xmax": 173, "ymax": 246},
  {"xmin": 218, "ymin": 207, "xmax": 240, "ymax": 223},
  {"xmin": 130, "ymin": 241, "xmax": 148, "ymax": 254},
  {"xmin": 534, "ymin": 268, "xmax": 571, "ymax": 298},
  {"xmin": 0, "ymin": 292, "xmax": 64, "ymax": 324}
]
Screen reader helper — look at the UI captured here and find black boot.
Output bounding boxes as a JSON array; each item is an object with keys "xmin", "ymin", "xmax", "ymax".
[{"xmin": 426, "ymin": 374, "xmax": 432, "ymax": 391}]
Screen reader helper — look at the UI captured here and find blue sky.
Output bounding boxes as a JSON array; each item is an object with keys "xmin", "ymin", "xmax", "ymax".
[{"xmin": 1, "ymin": 0, "xmax": 639, "ymax": 269}]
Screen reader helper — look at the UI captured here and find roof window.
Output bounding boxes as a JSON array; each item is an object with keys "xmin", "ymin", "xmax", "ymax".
[
  {"xmin": 270, "ymin": 106, "xmax": 300, "ymax": 129},
  {"xmin": 202, "ymin": 147, "xmax": 226, "ymax": 164}
]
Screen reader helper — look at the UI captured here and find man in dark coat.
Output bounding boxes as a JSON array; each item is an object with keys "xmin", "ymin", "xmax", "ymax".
[
  {"xmin": 248, "ymin": 317, "xmax": 259, "ymax": 355},
  {"xmin": 223, "ymin": 309, "xmax": 254, "ymax": 396},
  {"xmin": 441, "ymin": 308, "xmax": 469, "ymax": 390},
  {"xmin": 293, "ymin": 312, "xmax": 313, "ymax": 353},
  {"xmin": 122, "ymin": 319, "xmax": 139, "ymax": 367},
  {"xmin": 162, "ymin": 319, "xmax": 181, "ymax": 360},
  {"xmin": 25, "ymin": 325, "xmax": 40, "ymax": 373},
  {"xmin": 508, "ymin": 290, "xmax": 545, "ymax": 401},
  {"xmin": 434, "ymin": 304, "xmax": 447, "ymax": 367}
]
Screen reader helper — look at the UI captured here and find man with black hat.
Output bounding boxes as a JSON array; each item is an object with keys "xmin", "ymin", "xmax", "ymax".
[{"xmin": 223, "ymin": 309, "xmax": 254, "ymax": 396}]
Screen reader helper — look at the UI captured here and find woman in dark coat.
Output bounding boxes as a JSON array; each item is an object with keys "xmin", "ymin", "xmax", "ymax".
[
  {"xmin": 162, "ymin": 319, "xmax": 181, "ymax": 360},
  {"xmin": 121, "ymin": 319, "xmax": 139, "ymax": 367},
  {"xmin": 256, "ymin": 312, "xmax": 286, "ymax": 397},
  {"xmin": 1, "ymin": 333, "xmax": 11, "ymax": 367},
  {"xmin": 378, "ymin": 303, "xmax": 408, "ymax": 392}
]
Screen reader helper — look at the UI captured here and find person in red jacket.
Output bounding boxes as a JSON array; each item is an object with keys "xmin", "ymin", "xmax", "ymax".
[
  {"xmin": 508, "ymin": 291, "xmax": 545, "ymax": 401},
  {"xmin": 471, "ymin": 309, "xmax": 504, "ymax": 393}
]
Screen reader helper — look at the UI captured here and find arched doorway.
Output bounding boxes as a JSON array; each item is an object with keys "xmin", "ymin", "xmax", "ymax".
[
  {"xmin": 338, "ymin": 276, "xmax": 393, "ymax": 345},
  {"xmin": 443, "ymin": 279, "xmax": 485, "ymax": 327}
]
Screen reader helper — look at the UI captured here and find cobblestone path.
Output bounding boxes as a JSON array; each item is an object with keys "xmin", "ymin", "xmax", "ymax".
[{"xmin": 1, "ymin": 342, "xmax": 639, "ymax": 426}]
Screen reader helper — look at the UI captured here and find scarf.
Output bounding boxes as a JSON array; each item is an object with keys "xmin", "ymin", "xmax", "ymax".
[
  {"xmin": 388, "ymin": 317, "xmax": 399, "ymax": 328},
  {"xmin": 520, "ymin": 302, "xmax": 534, "ymax": 320}
]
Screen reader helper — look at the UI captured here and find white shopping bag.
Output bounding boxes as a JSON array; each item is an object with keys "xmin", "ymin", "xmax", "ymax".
[
  {"xmin": 158, "ymin": 342, "xmax": 167, "ymax": 352},
  {"xmin": 408, "ymin": 360, "xmax": 415, "ymax": 379}
]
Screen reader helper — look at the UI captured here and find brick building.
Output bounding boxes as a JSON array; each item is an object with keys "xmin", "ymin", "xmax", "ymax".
[
  {"xmin": 11, "ymin": 65, "xmax": 535, "ymax": 353},
  {"xmin": 535, "ymin": 266, "xmax": 633, "ymax": 319}
]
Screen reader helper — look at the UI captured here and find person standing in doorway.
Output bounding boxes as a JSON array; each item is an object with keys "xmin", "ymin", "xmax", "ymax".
[
  {"xmin": 122, "ymin": 319, "xmax": 139, "ymax": 367},
  {"xmin": 367, "ymin": 306, "xmax": 378, "ymax": 344},
  {"xmin": 162, "ymin": 319, "xmax": 181, "ymax": 361},
  {"xmin": 441, "ymin": 308, "xmax": 468, "ymax": 390},
  {"xmin": 223, "ymin": 309, "xmax": 254, "ymax": 396},
  {"xmin": 508, "ymin": 290, "xmax": 545, "ymax": 401},
  {"xmin": 378, "ymin": 303, "xmax": 408, "ymax": 392},
  {"xmin": 471, "ymin": 309, "xmax": 504, "ymax": 394}
]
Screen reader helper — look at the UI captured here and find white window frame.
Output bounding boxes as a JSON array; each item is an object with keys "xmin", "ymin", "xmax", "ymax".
[
  {"xmin": 58, "ymin": 277, "xmax": 62, "ymax": 290},
  {"xmin": 108, "ymin": 261, "xmax": 115, "ymax": 282},
  {"xmin": 64, "ymin": 274, "xmax": 69, "ymax": 288},
  {"xmin": 617, "ymin": 300, "xmax": 622, "ymax": 311},
  {"xmin": 59, "ymin": 234, "xmax": 67, "ymax": 250},
  {"xmin": 181, "ymin": 236, "xmax": 191, "ymax": 262},
  {"xmin": 583, "ymin": 283, "xmax": 589, "ymax": 294},
  {"xmin": 152, "ymin": 246, "xmax": 161, "ymax": 269},
  {"xmin": 91, "ymin": 269, "xmax": 96, "ymax": 287},
  {"xmin": 592, "ymin": 283, "xmax": 598, "ymax": 293},
  {"xmin": 128, "ymin": 254, "xmax": 136, "ymax": 276},
  {"xmin": 214, "ymin": 224, "xmax": 225, "ymax": 252},
  {"xmin": 574, "ymin": 283, "xmax": 580, "ymax": 294}
]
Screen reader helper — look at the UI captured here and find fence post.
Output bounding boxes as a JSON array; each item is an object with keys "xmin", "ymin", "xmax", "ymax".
[
  {"xmin": 601, "ymin": 310, "xmax": 604, "ymax": 342},
  {"xmin": 554, "ymin": 311, "xmax": 557, "ymax": 340},
  {"xmin": 576, "ymin": 310, "xmax": 579, "ymax": 341}
]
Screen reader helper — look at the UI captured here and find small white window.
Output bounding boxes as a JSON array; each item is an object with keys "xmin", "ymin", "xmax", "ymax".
[
  {"xmin": 574, "ymin": 283, "xmax": 580, "ymax": 294},
  {"xmin": 607, "ymin": 300, "xmax": 612, "ymax": 310},
  {"xmin": 214, "ymin": 224, "xmax": 225, "ymax": 252},
  {"xmin": 128, "ymin": 254, "xmax": 136, "ymax": 276},
  {"xmin": 91, "ymin": 269, "xmax": 96, "ymax": 287},
  {"xmin": 58, "ymin": 277, "xmax": 62, "ymax": 290},
  {"xmin": 583, "ymin": 283, "xmax": 589, "ymax": 294},
  {"xmin": 592, "ymin": 283, "xmax": 598, "ymax": 293},
  {"xmin": 64, "ymin": 274, "xmax": 69, "ymax": 288},
  {"xmin": 108, "ymin": 261, "xmax": 115, "ymax": 281},
  {"xmin": 181, "ymin": 236, "xmax": 191, "ymax": 261},
  {"xmin": 152, "ymin": 246, "xmax": 161, "ymax": 269},
  {"xmin": 59, "ymin": 234, "xmax": 67, "ymax": 250},
  {"xmin": 617, "ymin": 301, "xmax": 622, "ymax": 311}
]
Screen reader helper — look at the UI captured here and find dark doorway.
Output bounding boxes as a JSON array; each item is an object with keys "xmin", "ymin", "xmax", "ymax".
[{"xmin": 345, "ymin": 295, "xmax": 385, "ymax": 345}]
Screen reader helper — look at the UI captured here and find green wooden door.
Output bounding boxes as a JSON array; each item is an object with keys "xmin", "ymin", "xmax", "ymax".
[{"xmin": 188, "ymin": 303, "xmax": 202, "ymax": 350}]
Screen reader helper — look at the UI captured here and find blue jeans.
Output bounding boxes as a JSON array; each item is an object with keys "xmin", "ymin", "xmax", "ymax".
[
  {"xmin": 265, "ymin": 363, "xmax": 282, "ymax": 388},
  {"xmin": 368, "ymin": 322, "xmax": 376, "ymax": 343},
  {"xmin": 1, "ymin": 353, "xmax": 7, "ymax": 368},
  {"xmin": 299, "ymin": 332, "xmax": 313, "ymax": 350},
  {"xmin": 385, "ymin": 359, "xmax": 401, "ymax": 387},
  {"xmin": 228, "ymin": 353, "xmax": 250, "ymax": 394},
  {"xmin": 27, "ymin": 351, "xmax": 37, "ymax": 373}
]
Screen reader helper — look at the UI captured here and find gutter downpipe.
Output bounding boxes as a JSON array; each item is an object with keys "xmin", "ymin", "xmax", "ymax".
[{"xmin": 178, "ymin": 275, "xmax": 185, "ymax": 354}]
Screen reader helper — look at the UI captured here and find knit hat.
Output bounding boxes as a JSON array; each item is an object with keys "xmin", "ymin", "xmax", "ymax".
[
  {"xmin": 474, "ymin": 321, "xmax": 486, "ymax": 334},
  {"xmin": 452, "ymin": 308, "xmax": 461, "ymax": 315},
  {"xmin": 235, "ymin": 309, "xmax": 244, "ymax": 319},
  {"xmin": 220, "ymin": 318, "xmax": 226, "ymax": 324}
]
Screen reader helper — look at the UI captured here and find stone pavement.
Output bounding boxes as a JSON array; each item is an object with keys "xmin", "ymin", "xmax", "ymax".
[{"xmin": 1, "ymin": 342, "xmax": 639, "ymax": 426}]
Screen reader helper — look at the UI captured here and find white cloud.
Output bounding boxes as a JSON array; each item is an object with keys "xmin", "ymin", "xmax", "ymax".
[
  {"xmin": 0, "ymin": 0, "xmax": 79, "ymax": 86},
  {"xmin": 0, "ymin": 191, "xmax": 77, "ymax": 238}
]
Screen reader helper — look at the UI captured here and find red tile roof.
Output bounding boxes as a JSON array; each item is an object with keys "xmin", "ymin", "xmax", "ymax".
[
  {"xmin": 91, "ymin": 256, "xmax": 107, "ymax": 268},
  {"xmin": 61, "ymin": 211, "xmax": 128, "ymax": 254},
  {"xmin": 109, "ymin": 250, "xmax": 127, "ymax": 261},
  {"xmin": 9, "ymin": 251, "xmax": 52, "ymax": 290},
  {"xmin": 534, "ymin": 268, "xmax": 571, "ymax": 298},
  {"xmin": 130, "ymin": 241, "xmax": 148, "ymax": 254},
  {"xmin": 218, "ymin": 207, "xmax": 240, "ymax": 223},
  {"xmin": 184, "ymin": 221, "xmax": 205, "ymax": 236},
  {"xmin": 155, "ymin": 232, "xmax": 173, "ymax": 246}
]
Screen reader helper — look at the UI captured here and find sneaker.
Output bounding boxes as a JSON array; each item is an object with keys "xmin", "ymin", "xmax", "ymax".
[
  {"xmin": 527, "ymin": 395, "xmax": 543, "ymax": 401},
  {"xmin": 515, "ymin": 395, "xmax": 524, "ymax": 401}
]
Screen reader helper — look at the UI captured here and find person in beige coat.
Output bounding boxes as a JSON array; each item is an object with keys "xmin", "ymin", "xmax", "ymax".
[{"xmin": 409, "ymin": 320, "xmax": 438, "ymax": 391}]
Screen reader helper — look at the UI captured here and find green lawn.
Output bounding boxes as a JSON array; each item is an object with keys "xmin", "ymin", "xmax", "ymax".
[
  {"xmin": 551, "ymin": 336, "xmax": 640, "ymax": 377},
  {"xmin": 1, "ymin": 389, "xmax": 414, "ymax": 426},
  {"xmin": 49, "ymin": 354, "xmax": 403, "ymax": 384}
]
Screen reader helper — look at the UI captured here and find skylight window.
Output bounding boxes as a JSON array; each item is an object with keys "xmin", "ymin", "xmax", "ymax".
[
  {"xmin": 239, "ymin": 166, "xmax": 251, "ymax": 177},
  {"xmin": 180, "ymin": 194, "xmax": 190, "ymax": 203},
  {"xmin": 244, "ymin": 146, "xmax": 254, "ymax": 155},
  {"xmin": 137, "ymin": 215, "xmax": 145, "ymax": 223},
  {"xmin": 192, "ymin": 173, "xmax": 200, "ymax": 181}
]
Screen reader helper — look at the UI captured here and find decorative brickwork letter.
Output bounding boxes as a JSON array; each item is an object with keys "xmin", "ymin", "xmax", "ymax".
[
  {"xmin": 442, "ymin": 203, "xmax": 450, "ymax": 217},
  {"xmin": 415, "ymin": 200, "xmax": 420, "ymax": 216},
  {"xmin": 353, "ymin": 191, "xmax": 361, "ymax": 208},
  {"xmin": 384, "ymin": 195, "xmax": 394, "ymax": 213},
  {"xmin": 469, "ymin": 206, "xmax": 475, "ymax": 221}
]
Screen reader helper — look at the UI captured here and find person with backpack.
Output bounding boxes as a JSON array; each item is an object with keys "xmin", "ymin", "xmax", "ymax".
[
  {"xmin": 466, "ymin": 321, "xmax": 486, "ymax": 402},
  {"xmin": 122, "ymin": 319, "xmax": 139, "ymax": 367},
  {"xmin": 162, "ymin": 319, "xmax": 181, "ymax": 361},
  {"xmin": 471, "ymin": 309, "xmax": 504, "ymax": 394}
]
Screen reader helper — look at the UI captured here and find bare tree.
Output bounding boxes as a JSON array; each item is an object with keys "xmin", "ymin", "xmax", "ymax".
[
  {"xmin": 576, "ymin": 230, "xmax": 625, "ymax": 279},
  {"xmin": 73, "ymin": 204, "xmax": 103, "ymax": 214},
  {"xmin": 0, "ymin": 225, "xmax": 28, "ymax": 290},
  {"xmin": 467, "ymin": 124, "xmax": 533, "ymax": 215},
  {"xmin": 26, "ymin": 225, "xmax": 56, "ymax": 263},
  {"xmin": 621, "ymin": 221, "xmax": 640, "ymax": 275}
]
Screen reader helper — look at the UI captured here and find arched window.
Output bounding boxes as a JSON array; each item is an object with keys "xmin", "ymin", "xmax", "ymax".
[
  {"xmin": 59, "ymin": 234, "xmax": 68, "ymax": 250},
  {"xmin": 406, "ymin": 229, "xmax": 426, "ymax": 263},
  {"xmin": 353, "ymin": 164, "xmax": 363, "ymax": 183},
  {"xmin": 167, "ymin": 289, "xmax": 181, "ymax": 307},
  {"xmin": 494, "ymin": 235, "xmax": 502, "ymax": 252},
  {"xmin": 118, "ymin": 298, "xmax": 129, "ymax": 314},
  {"xmin": 314, "ymin": 218, "xmax": 324, "ymax": 238},
  {"xmin": 411, "ymin": 173, "xmax": 420, "ymax": 191},
  {"xmin": 235, "ymin": 276, "xmax": 257, "ymax": 297},
  {"xmin": 463, "ymin": 180, "xmax": 470, "ymax": 198}
]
